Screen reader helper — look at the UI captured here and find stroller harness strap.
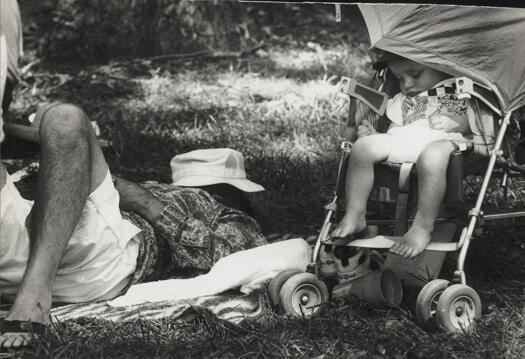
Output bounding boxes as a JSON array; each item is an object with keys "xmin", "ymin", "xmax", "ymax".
[{"xmin": 413, "ymin": 84, "xmax": 456, "ymax": 98}]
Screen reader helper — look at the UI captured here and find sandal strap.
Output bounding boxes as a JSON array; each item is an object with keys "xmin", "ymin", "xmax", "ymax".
[{"xmin": 0, "ymin": 318, "xmax": 48, "ymax": 335}]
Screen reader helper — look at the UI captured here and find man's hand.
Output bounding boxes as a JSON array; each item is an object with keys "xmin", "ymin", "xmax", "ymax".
[
  {"xmin": 429, "ymin": 114, "xmax": 469, "ymax": 134},
  {"xmin": 357, "ymin": 120, "xmax": 377, "ymax": 138}
]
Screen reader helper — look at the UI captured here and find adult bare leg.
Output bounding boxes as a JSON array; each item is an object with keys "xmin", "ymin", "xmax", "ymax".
[
  {"xmin": 1, "ymin": 104, "xmax": 108, "ymax": 348},
  {"xmin": 390, "ymin": 140, "xmax": 456, "ymax": 258},
  {"xmin": 331, "ymin": 134, "xmax": 392, "ymax": 240}
]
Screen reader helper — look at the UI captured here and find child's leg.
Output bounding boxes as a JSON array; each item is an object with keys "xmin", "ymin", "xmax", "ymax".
[
  {"xmin": 390, "ymin": 140, "xmax": 457, "ymax": 258},
  {"xmin": 332, "ymin": 134, "xmax": 392, "ymax": 239}
]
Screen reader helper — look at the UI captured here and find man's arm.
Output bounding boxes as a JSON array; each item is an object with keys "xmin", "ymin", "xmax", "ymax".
[{"xmin": 114, "ymin": 178, "xmax": 267, "ymax": 270}]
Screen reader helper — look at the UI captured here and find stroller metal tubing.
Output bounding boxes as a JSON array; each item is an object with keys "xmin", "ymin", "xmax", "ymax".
[
  {"xmin": 311, "ymin": 142, "xmax": 353, "ymax": 268},
  {"xmin": 369, "ymin": 216, "xmax": 457, "ymax": 226},
  {"xmin": 455, "ymin": 111, "xmax": 513, "ymax": 284},
  {"xmin": 484, "ymin": 211, "xmax": 525, "ymax": 221},
  {"xmin": 311, "ymin": 197, "xmax": 337, "ymax": 269}
]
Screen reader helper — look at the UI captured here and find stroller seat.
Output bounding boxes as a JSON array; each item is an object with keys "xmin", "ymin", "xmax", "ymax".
[{"xmin": 372, "ymin": 148, "xmax": 467, "ymax": 234}]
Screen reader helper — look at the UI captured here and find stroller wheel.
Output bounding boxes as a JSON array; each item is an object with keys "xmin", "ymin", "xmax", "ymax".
[
  {"xmin": 415, "ymin": 279, "xmax": 450, "ymax": 331},
  {"xmin": 436, "ymin": 284, "xmax": 482, "ymax": 333},
  {"xmin": 279, "ymin": 273, "xmax": 329, "ymax": 318},
  {"xmin": 268, "ymin": 269, "xmax": 302, "ymax": 309}
]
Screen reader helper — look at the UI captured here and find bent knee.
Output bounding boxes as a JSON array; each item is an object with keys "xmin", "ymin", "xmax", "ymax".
[
  {"xmin": 417, "ymin": 141, "xmax": 456, "ymax": 170},
  {"xmin": 352, "ymin": 134, "xmax": 391, "ymax": 162},
  {"xmin": 39, "ymin": 104, "xmax": 92, "ymax": 147}
]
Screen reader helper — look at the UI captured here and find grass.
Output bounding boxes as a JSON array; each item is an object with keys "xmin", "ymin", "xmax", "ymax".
[{"xmin": 2, "ymin": 3, "xmax": 525, "ymax": 359}]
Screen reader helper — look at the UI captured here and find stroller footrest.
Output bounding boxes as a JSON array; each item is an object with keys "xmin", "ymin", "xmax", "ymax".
[{"xmin": 346, "ymin": 235, "xmax": 460, "ymax": 252}]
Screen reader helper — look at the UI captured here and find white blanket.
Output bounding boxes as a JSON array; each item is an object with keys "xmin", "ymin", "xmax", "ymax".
[{"xmin": 108, "ymin": 238, "xmax": 311, "ymax": 307}]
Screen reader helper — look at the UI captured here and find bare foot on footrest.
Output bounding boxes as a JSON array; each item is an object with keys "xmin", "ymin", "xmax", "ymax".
[{"xmin": 389, "ymin": 225, "xmax": 432, "ymax": 259}]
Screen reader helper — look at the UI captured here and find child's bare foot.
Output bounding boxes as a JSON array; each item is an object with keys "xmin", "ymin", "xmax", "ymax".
[
  {"xmin": 389, "ymin": 225, "xmax": 432, "ymax": 259},
  {"xmin": 329, "ymin": 212, "xmax": 367, "ymax": 245}
]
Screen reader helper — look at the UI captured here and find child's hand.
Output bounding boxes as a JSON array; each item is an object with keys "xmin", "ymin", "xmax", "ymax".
[
  {"xmin": 429, "ymin": 114, "xmax": 469, "ymax": 133},
  {"xmin": 357, "ymin": 120, "xmax": 377, "ymax": 138}
]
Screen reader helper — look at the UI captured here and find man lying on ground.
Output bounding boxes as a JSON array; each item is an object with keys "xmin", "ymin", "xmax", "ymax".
[
  {"xmin": 1, "ymin": 0, "xmax": 266, "ymax": 347},
  {"xmin": 0, "ymin": 104, "xmax": 267, "ymax": 348}
]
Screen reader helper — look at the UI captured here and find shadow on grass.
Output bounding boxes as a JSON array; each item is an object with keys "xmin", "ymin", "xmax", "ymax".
[{"xmin": 14, "ymin": 292, "xmax": 524, "ymax": 359}]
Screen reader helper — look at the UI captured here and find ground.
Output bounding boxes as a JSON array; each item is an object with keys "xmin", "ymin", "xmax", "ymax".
[{"xmin": 2, "ymin": 3, "xmax": 525, "ymax": 359}]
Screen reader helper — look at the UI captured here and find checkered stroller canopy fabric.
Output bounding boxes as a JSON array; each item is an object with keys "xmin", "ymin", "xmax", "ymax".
[{"xmin": 358, "ymin": 4, "xmax": 525, "ymax": 113}]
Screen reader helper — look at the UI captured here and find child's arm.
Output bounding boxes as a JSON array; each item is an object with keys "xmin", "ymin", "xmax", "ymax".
[{"xmin": 429, "ymin": 113, "xmax": 471, "ymax": 134}]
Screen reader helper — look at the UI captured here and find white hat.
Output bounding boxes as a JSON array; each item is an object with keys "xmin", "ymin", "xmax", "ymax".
[{"xmin": 170, "ymin": 148, "xmax": 264, "ymax": 192}]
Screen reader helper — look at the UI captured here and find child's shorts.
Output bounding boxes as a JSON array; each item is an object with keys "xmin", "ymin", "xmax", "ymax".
[{"xmin": 386, "ymin": 123, "xmax": 448, "ymax": 163}]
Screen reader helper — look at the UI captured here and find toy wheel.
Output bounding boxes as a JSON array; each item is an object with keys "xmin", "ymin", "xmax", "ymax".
[
  {"xmin": 415, "ymin": 279, "xmax": 450, "ymax": 332},
  {"xmin": 268, "ymin": 269, "xmax": 302, "ymax": 308},
  {"xmin": 279, "ymin": 273, "xmax": 329, "ymax": 318},
  {"xmin": 436, "ymin": 284, "xmax": 482, "ymax": 333}
]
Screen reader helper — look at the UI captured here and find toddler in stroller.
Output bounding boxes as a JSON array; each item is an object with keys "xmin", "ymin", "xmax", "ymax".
[
  {"xmin": 268, "ymin": 4, "xmax": 525, "ymax": 334},
  {"xmin": 331, "ymin": 52, "xmax": 473, "ymax": 259}
]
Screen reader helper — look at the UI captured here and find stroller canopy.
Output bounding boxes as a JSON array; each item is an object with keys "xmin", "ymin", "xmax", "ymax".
[{"xmin": 358, "ymin": 4, "xmax": 525, "ymax": 113}]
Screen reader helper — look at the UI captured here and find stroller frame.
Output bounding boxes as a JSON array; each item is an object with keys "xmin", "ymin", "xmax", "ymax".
[
  {"xmin": 312, "ymin": 107, "xmax": 524, "ymax": 284},
  {"xmin": 268, "ymin": 70, "xmax": 525, "ymax": 333}
]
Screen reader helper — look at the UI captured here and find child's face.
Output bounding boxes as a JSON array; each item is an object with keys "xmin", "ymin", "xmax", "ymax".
[{"xmin": 388, "ymin": 59, "xmax": 449, "ymax": 96}]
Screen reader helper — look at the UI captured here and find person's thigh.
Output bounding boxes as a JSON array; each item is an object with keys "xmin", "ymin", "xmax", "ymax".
[{"xmin": 352, "ymin": 133, "xmax": 393, "ymax": 163}]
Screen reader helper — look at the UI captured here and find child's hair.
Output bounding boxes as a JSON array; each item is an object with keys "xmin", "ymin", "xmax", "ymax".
[{"xmin": 372, "ymin": 50, "xmax": 404, "ymax": 71}]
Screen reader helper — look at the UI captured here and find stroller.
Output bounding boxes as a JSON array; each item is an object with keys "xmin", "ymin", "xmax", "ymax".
[{"xmin": 267, "ymin": 4, "xmax": 525, "ymax": 333}]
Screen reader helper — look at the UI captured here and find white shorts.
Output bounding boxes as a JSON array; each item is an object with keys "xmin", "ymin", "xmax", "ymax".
[
  {"xmin": 386, "ymin": 122, "xmax": 448, "ymax": 163},
  {"xmin": 0, "ymin": 169, "xmax": 141, "ymax": 303}
]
